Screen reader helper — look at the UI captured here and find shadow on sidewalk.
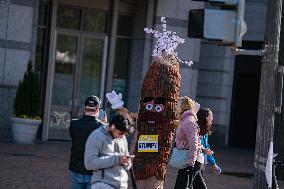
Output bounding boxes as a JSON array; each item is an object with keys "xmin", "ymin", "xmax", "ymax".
[{"xmin": 0, "ymin": 142, "xmax": 283, "ymax": 189}]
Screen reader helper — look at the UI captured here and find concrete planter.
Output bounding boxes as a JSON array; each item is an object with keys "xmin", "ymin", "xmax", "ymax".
[{"xmin": 10, "ymin": 117, "xmax": 41, "ymax": 144}]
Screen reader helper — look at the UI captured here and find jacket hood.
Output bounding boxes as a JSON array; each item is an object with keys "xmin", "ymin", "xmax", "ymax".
[{"xmin": 101, "ymin": 125, "xmax": 113, "ymax": 139}]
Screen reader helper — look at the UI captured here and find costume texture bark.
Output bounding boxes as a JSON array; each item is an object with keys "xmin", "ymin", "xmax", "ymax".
[{"xmin": 132, "ymin": 55, "xmax": 180, "ymax": 189}]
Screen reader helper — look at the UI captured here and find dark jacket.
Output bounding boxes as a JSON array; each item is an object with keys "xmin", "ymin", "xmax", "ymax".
[{"xmin": 69, "ymin": 115, "xmax": 104, "ymax": 175}]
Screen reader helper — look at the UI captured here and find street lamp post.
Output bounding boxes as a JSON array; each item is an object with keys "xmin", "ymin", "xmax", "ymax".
[{"xmin": 254, "ymin": 0, "xmax": 283, "ymax": 189}]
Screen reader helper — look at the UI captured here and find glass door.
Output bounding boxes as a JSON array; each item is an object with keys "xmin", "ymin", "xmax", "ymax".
[
  {"xmin": 76, "ymin": 36, "xmax": 107, "ymax": 115},
  {"xmin": 48, "ymin": 33, "xmax": 79, "ymax": 139},
  {"xmin": 48, "ymin": 33, "xmax": 107, "ymax": 140}
]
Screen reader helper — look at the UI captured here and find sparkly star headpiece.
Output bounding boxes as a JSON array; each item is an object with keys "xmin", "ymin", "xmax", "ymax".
[{"xmin": 144, "ymin": 17, "xmax": 193, "ymax": 66}]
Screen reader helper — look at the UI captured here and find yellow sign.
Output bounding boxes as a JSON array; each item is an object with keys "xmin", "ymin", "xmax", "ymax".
[
  {"xmin": 138, "ymin": 135, "xmax": 158, "ymax": 152},
  {"xmin": 139, "ymin": 135, "xmax": 158, "ymax": 141}
]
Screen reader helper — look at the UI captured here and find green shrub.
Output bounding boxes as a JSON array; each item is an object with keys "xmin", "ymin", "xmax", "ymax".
[{"xmin": 13, "ymin": 61, "xmax": 41, "ymax": 119}]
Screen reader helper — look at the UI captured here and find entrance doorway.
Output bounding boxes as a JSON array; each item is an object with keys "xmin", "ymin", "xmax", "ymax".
[
  {"xmin": 42, "ymin": 1, "xmax": 139, "ymax": 140},
  {"xmin": 229, "ymin": 41, "xmax": 262, "ymax": 149},
  {"xmin": 43, "ymin": 3, "xmax": 110, "ymax": 140},
  {"xmin": 48, "ymin": 32, "xmax": 107, "ymax": 139}
]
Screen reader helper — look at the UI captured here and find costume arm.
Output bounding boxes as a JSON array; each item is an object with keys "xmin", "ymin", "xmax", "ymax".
[{"xmin": 129, "ymin": 129, "xmax": 138, "ymax": 155}]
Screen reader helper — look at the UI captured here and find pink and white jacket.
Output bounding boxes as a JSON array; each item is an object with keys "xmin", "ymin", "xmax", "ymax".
[{"xmin": 175, "ymin": 110, "xmax": 202, "ymax": 167}]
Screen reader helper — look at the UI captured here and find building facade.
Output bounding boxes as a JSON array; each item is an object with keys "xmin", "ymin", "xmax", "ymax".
[{"xmin": 0, "ymin": 0, "xmax": 266, "ymax": 148}]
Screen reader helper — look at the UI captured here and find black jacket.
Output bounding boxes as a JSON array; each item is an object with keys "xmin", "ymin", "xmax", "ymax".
[{"xmin": 69, "ymin": 115, "xmax": 104, "ymax": 175}]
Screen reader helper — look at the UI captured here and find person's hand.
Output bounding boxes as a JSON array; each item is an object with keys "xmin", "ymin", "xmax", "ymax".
[
  {"xmin": 186, "ymin": 165, "xmax": 194, "ymax": 173},
  {"xmin": 213, "ymin": 164, "xmax": 221, "ymax": 174},
  {"xmin": 119, "ymin": 155, "xmax": 130, "ymax": 165},
  {"xmin": 204, "ymin": 148, "xmax": 214, "ymax": 155}
]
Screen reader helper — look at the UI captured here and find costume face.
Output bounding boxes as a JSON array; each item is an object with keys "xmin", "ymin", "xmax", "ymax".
[
  {"xmin": 141, "ymin": 97, "xmax": 167, "ymax": 125},
  {"xmin": 133, "ymin": 58, "xmax": 180, "ymax": 181}
]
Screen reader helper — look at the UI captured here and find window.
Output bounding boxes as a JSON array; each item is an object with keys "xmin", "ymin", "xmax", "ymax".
[
  {"xmin": 117, "ymin": 15, "xmax": 133, "ymax": 36},
  {"xmin": 112, "ymin": 15, "xmax": 133, "ymax": 105},
  {"xmin": 35, "ymin": 0, "xmax": 51, "ymax": 97},
  {"xmin": 56, "ymin": 6, "xmax": 81, "ymax": 30},
  {"xmin": 82, "ymin": 10, "xmax": 108, "ymax": 33},
  {"xmin": 56, "ymin": 5, "xmax": 109, "ymax": 33}
]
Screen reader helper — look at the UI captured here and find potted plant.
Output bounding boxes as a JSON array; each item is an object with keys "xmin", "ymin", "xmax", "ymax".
[{"xmin": 10, "ymin": 61, "xmax": 41, "ymax": 144}]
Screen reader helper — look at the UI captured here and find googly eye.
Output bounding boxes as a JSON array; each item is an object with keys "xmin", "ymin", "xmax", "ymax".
[
  {"xmin": 155, "ymin": 105, "xmax": 163, "ymax": 112},
  {"xmin": 145, "ymin": 104, "xmax": 153, "ymax": 110}
]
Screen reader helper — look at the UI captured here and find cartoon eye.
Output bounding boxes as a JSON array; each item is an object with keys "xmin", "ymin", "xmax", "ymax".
[
  {"xmin": 145, "ymin": 104, "xmax": 153, "ymax": 110},
  {"xmin": 155, "ymin": 105, "xmax": 163, "ymax": 112}
]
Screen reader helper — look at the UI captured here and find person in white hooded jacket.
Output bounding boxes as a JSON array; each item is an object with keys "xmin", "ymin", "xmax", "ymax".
[{"xmin": 84, "ymin": 111, "xmax": 134, "ymax": 189}]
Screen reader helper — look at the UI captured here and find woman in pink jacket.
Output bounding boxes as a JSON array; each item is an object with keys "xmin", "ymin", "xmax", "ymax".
[{"xmin": 174, "ymin": 96, "xmax": 207, "ymax": 189}]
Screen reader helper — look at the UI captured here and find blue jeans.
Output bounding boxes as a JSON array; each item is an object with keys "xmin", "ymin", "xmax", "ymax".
[
  {"xmin": 70, "ymin": 171, "xmax": 92, "ymax": 189},
  {"xmin": 92, "ymin": 182, "xmax": 116, "ymax": 189}
]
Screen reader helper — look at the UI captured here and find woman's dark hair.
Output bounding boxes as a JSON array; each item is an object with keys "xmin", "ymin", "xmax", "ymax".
[
  {"xmin": 109, "ymin": 111, "xmax": 134, "ymax": 134},
  {"xmin": 197, "ymin": 108, "xmax": 213, "ymax": 136}
]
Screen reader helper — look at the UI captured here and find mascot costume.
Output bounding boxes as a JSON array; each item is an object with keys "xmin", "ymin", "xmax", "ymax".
[
  {"xmin": 106, "ymin": 17, "xmax": 192, "ymax": 189},
  {"xmin": 131, "ymin": 17, "xmax": 193, "ymax": 189}
]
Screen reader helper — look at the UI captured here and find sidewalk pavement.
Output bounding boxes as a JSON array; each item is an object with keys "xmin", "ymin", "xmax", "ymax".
[{"xmin": 0, "ymin": 141, "xmax": 283, "ymax": 189}]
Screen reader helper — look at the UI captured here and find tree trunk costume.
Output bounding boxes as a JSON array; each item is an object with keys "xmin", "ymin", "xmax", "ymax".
[
  {"xmin": 132, "ymin": 56, "xmax": 180, "ymax": 188},
  {"xmin": 131, "ymin": 17, "xmax": 192, "ymax": 189}
]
